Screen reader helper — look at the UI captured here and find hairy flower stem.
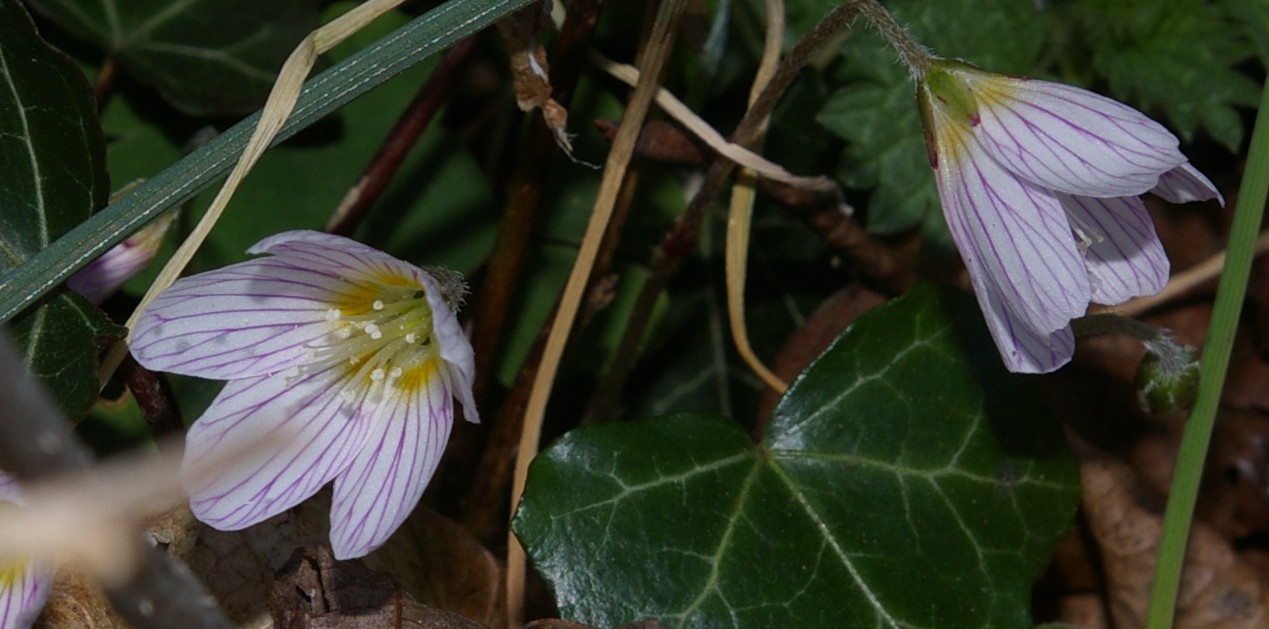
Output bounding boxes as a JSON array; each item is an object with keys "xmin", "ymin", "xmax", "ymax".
[
  {"xmin": 856, "ymin": 0, "xmax": 933, "ymax": 78},
  {"xmin": 1071, "ymin": 313, "xmax": 1192, "ymax": 371}
]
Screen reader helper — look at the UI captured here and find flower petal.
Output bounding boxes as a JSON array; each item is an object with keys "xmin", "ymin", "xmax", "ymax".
[
  {"xmin": 971, "ymin": 276, "xmax": 1076, "ymax": 373},
  {"xmin": 963, "ymin": 71, "xmax": 1186, "ymax": 197},
  {"xmin": 328, "ymin": 369, "xmax": 453, "ymax": 559},
  {"xmin": 248, "ymin": 230, "xmax": 426, "ymax": 287},
  {"xmin": 0, "ymin": 474, "xmax": 50, "ymax": 629},
  {"xmin": 0, "ymin": 560, "xmax": 50, "ymax": 629},
  {"xmin": 182, "ymin": 367, "xmax": 369, "ymax": 531},
  {"xmin": 419, "ymin": 271, "xmax": 478, "ymax": 424},
  {"xmin": 132, "ymin": 230, "xmax": 430, "ymax": 381},
  {"xmin": 934, "ymin": 127, "xmax": 1090, "ymax": 337},
  {"xmin": 1059, "ymin": 194, "xmax": 1169, "ymax": 304},
  {"xmin": 131, "ymin": 259, "xmax": 347, "ymax": 379},
  {"xmin": 1152, "ymin": 162, "xmax": 1224, "ymax": 205}
]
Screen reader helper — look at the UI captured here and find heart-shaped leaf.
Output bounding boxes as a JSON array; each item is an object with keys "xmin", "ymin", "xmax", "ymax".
[
  {"xmin": 514, "ymin": 284, "xmax": 1080, "ymax": 627},
  {"xmin": 0, "ymin": 0, "xmax": 119, "ymax": 417},
  {"xmin": 26, "ymin": 0, "xmax": 324, "ymax": 115}
]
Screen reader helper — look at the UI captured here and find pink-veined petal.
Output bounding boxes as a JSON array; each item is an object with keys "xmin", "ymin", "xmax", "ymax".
[
  {"xmin": 131, "ymin": 259, "xmax": 346, "ymax": 379},
  {"xmin": 249, "ymin": 230, "xmax": 426, "ymax": 288},
  {"xmin": 0, "ymin": 474, "xmax": 51, "ymax": 629},
  {"xmin": 964, "ymin": 72, "xmax": 1185, "ymax": 197},
  {"xmin": 1059, "ymin": 194, "xmax": 1169, "ymax": 304},
  {"xmin": 934, "ymin": 127, "xmax": 1090, "ymax": 337},
  {"xmin": 419, "ymin": 271, "xmax": 478, "ymax": 424},
  {"xmin": 1152, "ymin": 162, "xmax": 1224, "ymax": 205},
  {"xmin": 132, "ymin": 230, "xmax": 432, "ymax": 381},
  {"xmin": 970, "ymin": 273, "xmax": 1076, "ymax": 373},
  {"xmin": 0, "ymin": 561, "xmax": 50, "ymax": 629},
  {"xmin": 328, "ymin": 369, "xmax": 453, "ymax": 559},
  {"xmin": 182, "ymin": 367, "xmax": 370, "ymax": 532}
]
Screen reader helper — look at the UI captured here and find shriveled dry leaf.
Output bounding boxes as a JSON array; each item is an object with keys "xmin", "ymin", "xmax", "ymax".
[
  {"xmin": 1082, "ymin": 455, "xmax": 1267, "ymax": 627},
  {"xmin": 270, "ymin": 546, "xmax": 486, "ymax": 629},
  {"xmin": 35, "ymin": 568, "xmax": 123, "ymax": 629},
  {"xmin": 496, "ymin": 3, "xmax": 570, "ymax": 151},
  {"xmin": 151, "ymin": 494, "xmax": 499, "ymax": 626}
]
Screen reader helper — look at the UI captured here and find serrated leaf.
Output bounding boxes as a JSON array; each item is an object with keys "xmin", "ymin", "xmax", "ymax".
[
  {"xmin": 515, "ymin": 285, "xmax": 1080, "ymax": 628},
  {"xmin": 816, "ymin": 0, "xmax": 1051, "ymax": 245},
  {"xmin": 26, "ymin": 0, "xmax": 324, "ymax": 115},
  {"xmin": 1077, "ymin": 0, "xmax": 1259, "ymax": 151},
  {"xmin": 0, "ymin": 0, "xmax": 117, "ymax": 418}
]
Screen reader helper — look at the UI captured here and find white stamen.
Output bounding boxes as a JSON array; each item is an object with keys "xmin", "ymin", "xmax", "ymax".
[
  {"xmin": 325, "ymin": 308, "xmax": 341, "ymax": 321},
  {"xmin": 405, "ymin": 333, "xmax": 417, "ymax": 344},
  {"xmin": 336, "ymin": 327, "xmax": 352, "ymax": 340},
  {"xmin": 371, "ymin": 368, "xmax": 385, "ymax": 382},
  {"xmin": 365, "ymin": 323, "xmax": 382, "ymax": 339},
  {"xmin": 389, "ymin": 367, "xmax": 402, "ymax": 380},
  {"xmin": 373, "ymin": 300, "xmax": 385, "ymax": 311}
]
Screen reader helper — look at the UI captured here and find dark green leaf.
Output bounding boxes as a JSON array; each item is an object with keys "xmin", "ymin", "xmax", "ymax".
[
  {"xmin": 1077, "ymin": 0, "xmax": 1259, "ymax": 151},
  {"xmin": 816, "ymin": 0, "xmax": 1051, "ymax": 246},
  {"xmin": 515, "ymin": 285, "xmax": 1080, "ymax": 628},
  {"xmin": 11, "ymin": 293, "xmax": 122, "ymax": 418},
  {"xmin": 0, "ymin": 0, "xmax": 117, "ymax": 418},
  {"xmin": 26, "ymin": 0, "xmax": 324, "ymax": 115}
]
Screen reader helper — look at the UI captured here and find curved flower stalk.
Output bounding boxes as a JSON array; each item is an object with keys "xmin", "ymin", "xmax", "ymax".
[
  {"xmin": 130, "ymin": 230, "xmax": 477, "ymax": 559},
  {"xmin": 0, "ymin": 473, "xmax": 51, "ymax": 629},
  {"xmin": 918, "ymin": 60, "xmax": 1222, "ymax": 373}
]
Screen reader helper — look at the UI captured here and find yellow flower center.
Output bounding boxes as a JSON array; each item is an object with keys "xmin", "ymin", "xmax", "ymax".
[{"xmin": 305, "ymin": 269, "xmax": 441, "ymax": 403}]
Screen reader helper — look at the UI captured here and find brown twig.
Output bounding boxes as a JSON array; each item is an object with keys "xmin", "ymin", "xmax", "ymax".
[
  {"xmin": 469, "ymin": 0, "xmax": 603, "ymax": 405},
  {"xmin": 585, "ymin": 2, "xmax": 871, "ymax": 422},
  {"xmin": 450, "ymin": 0, "xmax": 603, "ymax": 532},
  {"xmin": 597, "ymin": 118, "xmax": 914, "ymax": 295},
  {"xmin": 92, "ymin": 58, "xmax": 117, "ymax": 108},
  {"xmin": 324, "ymin": 37, "xmax": 479, "ymax": 235},
  {"xmin": 121, "ymin": 355, "xmax": 184, "ymax": 440}
]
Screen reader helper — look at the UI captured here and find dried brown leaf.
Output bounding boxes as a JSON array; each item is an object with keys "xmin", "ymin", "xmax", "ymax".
[{"xmin": 1082, "ymin": 455, "xmax": 1267, "ymax": 627}]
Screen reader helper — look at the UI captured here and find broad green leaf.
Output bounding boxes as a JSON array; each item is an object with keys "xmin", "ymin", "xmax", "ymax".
[
  {"xmin": 1075, "ymin": 0, "xmax": 1259, "ymax": 151},
  {"xmin": 0, "ymin": 0, "xmax": 119, "ymax": 417},
  {"xmin": 26, "ymin": 0, "xmax": 324, "ymax": 115},
  {"xmin": 515, "ymin": 284, "xmax": 1080, "ymax": 628},
  {"xmin": 0, "ymin": 0, "xmax": 539, "ymax": 325},
  {"xmin": 815, "ymin": 0, "xmax": 1051, "ymax": 247}
]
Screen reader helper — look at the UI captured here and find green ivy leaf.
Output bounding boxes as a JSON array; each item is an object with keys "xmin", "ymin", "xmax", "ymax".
[
  {"xmin": 0, "ymin": 0, "xmax": 120, "ymax": 417},
  {"xmin": 816, "ymin": 0, "xmax": 1050, "ymax": 247},
  {"xmin": 1076, "ymin": 0, "xmax": 1259, "ymax": 151},
  {"xmin": 515, "ymin": 284, "xmax": 1080, "ymax": 627},
  {"xmin": 26, "ymin": 0, "xmax": 324, "ymax": 115}
]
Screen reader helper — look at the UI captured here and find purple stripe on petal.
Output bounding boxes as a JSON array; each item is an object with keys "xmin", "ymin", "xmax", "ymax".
[
  {"xmin": 1058, "ymin": 194, "xmax": 1169, "ymax": 304},
  {"xmin": 1152, "ymin": 162, "xmax": 1224, "ymax": 206},
  {"xmin": 935, "ymin": 129, "xmax": 1089, "ymax": 336},
  {"xmin": 970, "ymin": 274, "xmax": 1076, "ymax": 373},
  {"xmin": 0, "ymin": 474, "xmax": 51, "ymax": 629},
  {"xmin": 181, "ymin": 367, "xmax": 369, "ymax": 532},
  {"xmin": 329, "ymin": 373, "xmax": 453, "ymax": 559},
  {"xmin": 967, "ymin": 72, "xmax": 1185, "ymax": 198},
  {"xmin": 250, "ymin": 231, "xmax": 424, "ymax": 286}
]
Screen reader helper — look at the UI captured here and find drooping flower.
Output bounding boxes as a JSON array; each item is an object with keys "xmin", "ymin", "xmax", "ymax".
[
  {"xmin": 67, "ymin": 211, "xmax": 174, "ymax": 305},
  {"xmin": 0, "ymin": 473, "xmax": 51, "ymax": 629},
  {"xmin": 130, "ymin": 230, "xmax": 477, "ymax": 559},
  {"xmin": 918, "ymin": 60, "xmax": 1222, "ymax": 373}
]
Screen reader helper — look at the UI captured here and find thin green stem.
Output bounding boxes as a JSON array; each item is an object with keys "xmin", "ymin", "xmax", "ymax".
[
  {"xmin": 0, "ymin": 0, "xmax": 537, "ymax": 324},
  {"xmin": 1147, "ymin": 79, "xmax": 1269, "ymax": 627}
]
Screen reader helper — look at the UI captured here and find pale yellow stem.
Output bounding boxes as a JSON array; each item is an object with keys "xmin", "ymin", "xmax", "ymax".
[
  {"xmin": 725, "ymin": 0, "xmax": 789, "ymax": 394},
  {"xmin": 1108, "ymin": 229, "xmax": 1269, "ymax": 317},
  {"xmin": 505, "ymin": 2, "xmax": 688, "ymax": 625}
]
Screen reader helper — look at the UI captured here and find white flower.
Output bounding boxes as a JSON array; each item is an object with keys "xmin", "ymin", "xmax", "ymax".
[
  {"xmin": 0, "ymin": 472, "xmax": 51, "ymax": 629},
  {"xmin": 918, "ymin": 61, "xmax": 1222, "ymax": 373},
  {"xmin": 130, "ymin": 230, "xmax": 477, "ymax": 559}
]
